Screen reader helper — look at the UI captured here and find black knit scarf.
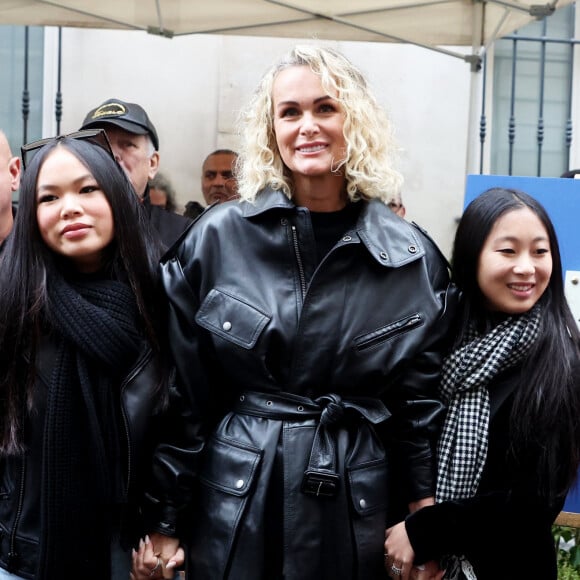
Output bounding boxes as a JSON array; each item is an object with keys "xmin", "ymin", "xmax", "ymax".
[{"xmin": 38, "ymin": 274, "xmax": 142, "ymax": 580}]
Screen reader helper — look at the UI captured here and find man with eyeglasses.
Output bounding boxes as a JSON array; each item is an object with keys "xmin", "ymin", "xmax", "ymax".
[
  {"xmin": 80, "ymin": 98, "xmax": 191, "ymax": 248},
  {"xmin": 0, "ymin": 130, "xmax": 21, "ymax": 248}
]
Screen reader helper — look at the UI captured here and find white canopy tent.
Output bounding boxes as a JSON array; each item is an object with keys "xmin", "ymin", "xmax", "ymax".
[{"xmin": 0, "ymin": 0, "xmax": 574, "ymax": 68}]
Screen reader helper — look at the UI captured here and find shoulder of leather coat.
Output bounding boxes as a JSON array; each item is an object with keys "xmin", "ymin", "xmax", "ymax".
[
  {"xmin": 160, "ymin": 198, "xmax": 241, "ymax": 265},
  {"xmin": 354, "ymin": 199, "xmax": 426, "ymax": 268},
  {"xmin": 410, "ymin": 220, "xmax": 452, "ymax": 270},
  {"xmin": 162, "ymin": 188, "xmax": 447, "ymax": 272}
]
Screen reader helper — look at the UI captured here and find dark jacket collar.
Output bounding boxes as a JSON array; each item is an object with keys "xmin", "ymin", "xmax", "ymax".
[{"xmin": 242, "ymin": 187, "xmax": 426, "ymax": 268}]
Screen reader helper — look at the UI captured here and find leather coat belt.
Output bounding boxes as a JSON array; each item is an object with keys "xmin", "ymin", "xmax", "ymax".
[{"xmin": 234, "ymin": 390, "xmax": 391, "ymax": 499}]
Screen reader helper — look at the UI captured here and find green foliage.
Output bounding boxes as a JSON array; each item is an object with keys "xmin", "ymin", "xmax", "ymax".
[{"xmin": 553, "ymin": 525, "xmax": 580, "ymax": 579}]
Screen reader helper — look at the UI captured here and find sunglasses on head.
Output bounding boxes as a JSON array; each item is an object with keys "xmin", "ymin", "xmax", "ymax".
[{"xmin": 21, "ymin": 129, "xmax": 115, "ymax": 170}]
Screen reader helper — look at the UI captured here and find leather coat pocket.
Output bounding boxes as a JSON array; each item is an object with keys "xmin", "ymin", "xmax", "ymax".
[
  {"xmin": 348, "ymin": 459, "xmax": 389, "ymax": 517},
  {"xmin": 191, "ymin": 436, "xmax": 263, "ymax": 577},
  {"xmin": 195, "ymin": 288, "xmax": 271, "ymax": 349},
  {"xmin": 198, "ymin": 436, "xmax": 262, "ymax": 496},
  {"xmin": 347, "ymin": 459, "xmax": 390, "ymax": 578}
]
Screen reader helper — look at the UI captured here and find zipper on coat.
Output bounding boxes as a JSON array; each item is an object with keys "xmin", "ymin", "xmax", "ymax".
[
  {"xmin": 291, "ymin": 225, "xmax": 307, "ymax": 300},
  {"xmin": 354, "ymin": 314, "xmax": 423, "ymax": 350},
  {"xmin": 7, "ymin": 457, "xmax": 26, "ymax": 569}
]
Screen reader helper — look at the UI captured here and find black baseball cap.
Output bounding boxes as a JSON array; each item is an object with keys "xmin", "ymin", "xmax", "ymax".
[{"xmin": 80, "ymin": 98, "xmax": 159, "ymax": 150}]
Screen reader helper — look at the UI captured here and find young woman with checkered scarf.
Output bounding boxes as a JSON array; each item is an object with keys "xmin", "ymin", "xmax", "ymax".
[{"xmin": 384, "ymin": 187, "xmax": 580, "ymax": 580}]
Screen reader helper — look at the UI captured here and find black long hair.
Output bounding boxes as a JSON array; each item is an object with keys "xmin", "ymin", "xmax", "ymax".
[
  {"xmin": 452, "ymin": 187, "xmax": 580, "ymax": 499},
  {"xmin": 0, "ymin": 137, "xmax": 164, "ymax": 453}
]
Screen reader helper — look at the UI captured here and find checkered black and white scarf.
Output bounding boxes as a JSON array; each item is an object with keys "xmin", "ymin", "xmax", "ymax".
[{"xmin": 435, "ymin": 303, "xmax": 541, "ymax": 579}]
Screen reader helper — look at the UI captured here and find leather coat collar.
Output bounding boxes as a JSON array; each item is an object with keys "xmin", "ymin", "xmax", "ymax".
[{"xmin": 242, "ymin": 187, "xmax": 427, "ymax": 268}]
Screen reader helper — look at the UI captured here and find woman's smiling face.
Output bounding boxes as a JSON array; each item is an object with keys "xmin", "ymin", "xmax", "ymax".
[
  {"xmin": 477, "ymin": 207, "xmax": 552, "ymax": 314},
  {"xmin": 273, "ymin": 65, "xmax": 347, "ymax": 182}
]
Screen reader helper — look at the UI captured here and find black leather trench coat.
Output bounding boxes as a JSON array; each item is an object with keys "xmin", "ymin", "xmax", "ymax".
[{"xmin": 148, "ymin": 190, "xmax": 457, "ymax": 579}]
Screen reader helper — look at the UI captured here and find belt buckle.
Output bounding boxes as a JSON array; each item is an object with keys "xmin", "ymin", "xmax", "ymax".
[{"xmin": 301, "ymin": 469, "xmax": 340, "ymax": 498}]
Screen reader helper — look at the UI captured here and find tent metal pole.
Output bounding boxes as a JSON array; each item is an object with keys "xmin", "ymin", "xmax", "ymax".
[
  {"xmin": 55, "ymin": 26, "xmax": 62, "ymax": 134},
  {"xmin": 21, "ymin": 26, "xmax": 30, "ymax": 146},
  {"xmin": 479, "ymin": 52, "xmax": 488, "ymax": 174},
  {"xmin": 465, "ymin": 0, "xmax": 485, "ymax": 176}
]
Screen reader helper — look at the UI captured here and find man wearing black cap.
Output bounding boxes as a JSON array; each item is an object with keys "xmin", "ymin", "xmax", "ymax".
[{"xmin": 80, "ymin": 98, "xmax": 191, "ymax": 249}]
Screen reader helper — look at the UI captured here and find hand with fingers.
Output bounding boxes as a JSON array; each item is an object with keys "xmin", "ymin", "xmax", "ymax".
[
  {"xmin": 130, "ymin": 533, "xmax": 184, "ymax": 579},
  {"xmin": 384, "ymin": 521, "xmax": 445, "ymax": 580},
  {"xmin": 384, "ymin": 522, "xmax": 415, "ymax": 579},
  {"xmin": 383, "ymin": 551, "xmax": 409, "ymax": 579},
  {"xmin": 384, "ymin": 551, "xmax": 443, "ymax": 580}
]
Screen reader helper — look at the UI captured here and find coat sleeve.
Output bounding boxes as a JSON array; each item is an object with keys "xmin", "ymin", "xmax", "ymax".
[
  {"xmin": 141, "ymin": 237, "xmax": 210, "ymax": 537},
  {"xmin": 404, "ymin": 488, "xmax": 561, "ymax": 565},
  {"xmin": 382, "ymin": 234, "xmax": 459, "ymax": 507}
]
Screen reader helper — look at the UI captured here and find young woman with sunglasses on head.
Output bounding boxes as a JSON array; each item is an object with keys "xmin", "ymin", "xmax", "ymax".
[
  {"xmin": 384, "ymin": 188, "xmax": 580, "ymax": 580},
  {"xmin": 0, "ymin": 133, "xmax": 182, "ymax": 579}
]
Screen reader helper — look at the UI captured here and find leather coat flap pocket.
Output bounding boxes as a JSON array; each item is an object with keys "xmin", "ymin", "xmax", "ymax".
[
  {"xmin": 348, "ymin": 460, "xmax": 388, "ymax": 516},
  {"xmin": 199, "ymin": 436, "xmax": 262, "ymax": 497},
  {"xmin": 195, "ymin": 289, "xmax": 271, "ymax": 349}
]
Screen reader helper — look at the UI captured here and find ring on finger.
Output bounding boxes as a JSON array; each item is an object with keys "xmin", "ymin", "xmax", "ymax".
[
  {"xmin": 391, "ymin": 563, "xmax": 403, "ymax": 576},
  {"xmin": 149, "ymin": 556, "xmax": 162, "ymax": 577}
]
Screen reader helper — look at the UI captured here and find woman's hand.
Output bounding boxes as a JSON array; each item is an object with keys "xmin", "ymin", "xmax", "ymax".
[
  {"xmin": 384, "ymin": 522, "xmax": 415, "ymax": 579},
  {"xmin": 384, "ymin": 522, "xmax": 444, "ymax": 580},
  {"xmin": 130, "ymin": 533, "xmax": 184, "ymax": 579}
]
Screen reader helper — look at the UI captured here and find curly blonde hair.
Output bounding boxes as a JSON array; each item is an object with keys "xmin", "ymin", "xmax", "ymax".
[{"xmin": 236, "ymin": 44, "xmax": 403, "ymax": 203}]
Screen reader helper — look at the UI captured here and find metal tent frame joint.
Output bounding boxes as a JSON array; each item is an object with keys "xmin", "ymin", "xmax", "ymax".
[{"xmin": 529, "ymin": 3, "xmax": 557, "ymax": 18}]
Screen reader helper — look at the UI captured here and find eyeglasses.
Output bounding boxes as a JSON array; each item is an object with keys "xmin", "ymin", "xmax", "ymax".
[
  {"xmin": 21, "ymin": 129, "xmax": 115, "ymax": 170},
  {"xmin": 388, "ymin": 202, "xmax": 403, "ymax": 211}
]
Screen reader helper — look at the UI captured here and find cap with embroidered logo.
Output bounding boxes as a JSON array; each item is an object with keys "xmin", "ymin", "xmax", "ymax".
[{"xmin": 80, "ymin": 98, "xmax": 159, "ymax": 150}]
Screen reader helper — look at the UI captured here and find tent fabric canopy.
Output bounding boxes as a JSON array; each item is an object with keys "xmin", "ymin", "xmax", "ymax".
[{"xmin": 0, "ymin": 0, "xmax": 574, "ymax": 61}]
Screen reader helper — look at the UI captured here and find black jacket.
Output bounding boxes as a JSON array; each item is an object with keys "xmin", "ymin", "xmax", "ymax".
[
  {"xmin": 143, "ymin": 189, "xmax": 191, "ymax": 250},
  {"xmin": 405, "ymin": 367, "xmax": 566, "ymax": 579},
  {"xmin": 0, "ymin": 340, "xmax": 163, "ymax": 579},
  {"xmin": 146, "ymin": 190, "xmax": 458, "ymax": 579}
]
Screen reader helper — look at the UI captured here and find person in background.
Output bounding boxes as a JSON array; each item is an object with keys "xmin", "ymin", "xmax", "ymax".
[
  {"xmin": 201, "ymin": 148, "xmax": 239, "ymax": 205},
  {"xmin": 149, "ymin": 171, "xmax": 178, "ymax": 213},
  {"xmin": 182, "ymin": 199, "xmax": 205, "ymax": 220},
  {"xmin": 178, "ymin": 150, "xmax": 239, "ymax": 221},
  {"xmin": 385, "ymin": 187, "xmax": 580, "ymax": 580},
  {"xmin": 0, "ymin": 131, "xmax": 182, "ymax": 579},
  {"xmin": 560, "ymin": 169, "xmax": 580, "ymax": 178},
  {"xmin": 132, "ymin": 44, "xmax": 456, "ymax": 580},
  {"xmin": 80, "ymin": 98, "xmax": 191, "ymax": 248},
  {"xmin": 388, "ymin": 190, "xmax": 406, "ymax": 218},
  {"xmin": 0, "ymin": 130, "xmax": 21, "ymax": 246}
]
